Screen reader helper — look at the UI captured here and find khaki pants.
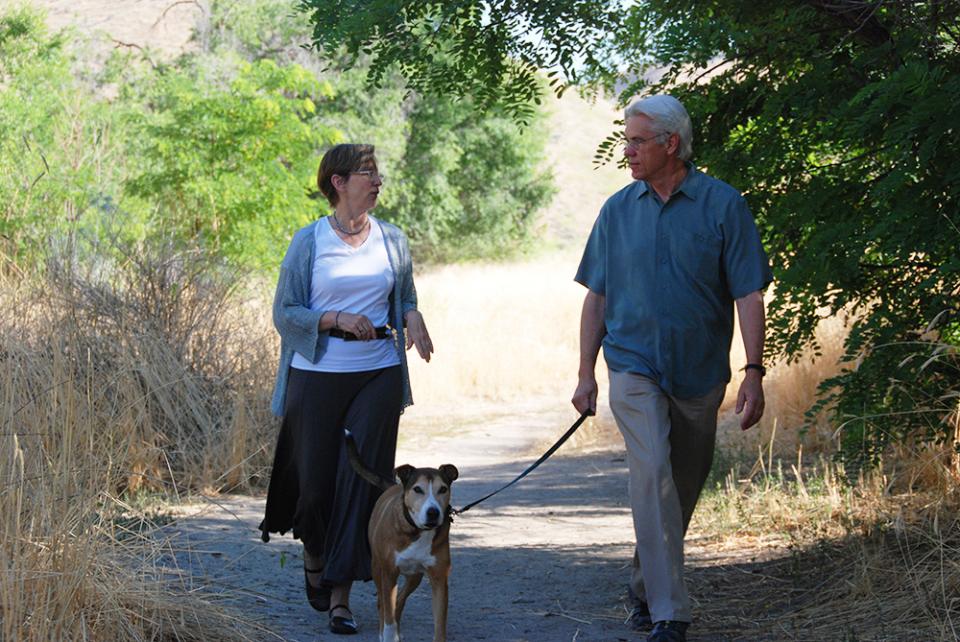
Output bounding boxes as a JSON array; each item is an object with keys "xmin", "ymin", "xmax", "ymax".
[{"xmin": 609, "ymin": 370, "xmax": 726, "ymax": 624}]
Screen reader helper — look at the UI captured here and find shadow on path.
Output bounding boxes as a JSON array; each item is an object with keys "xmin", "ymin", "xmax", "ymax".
[{"xmin": 155, "ymin": 449, "xmax": 932, "ymax": 641}]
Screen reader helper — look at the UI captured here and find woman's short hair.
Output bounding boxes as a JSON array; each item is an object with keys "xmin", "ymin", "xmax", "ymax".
[
  {"xmin": 625, "ymin": 95, "xmax": 693, "ymax": 161},
  {"xmin": 317, "ymin": 143, "xmax": 376, "ymax": 206}
]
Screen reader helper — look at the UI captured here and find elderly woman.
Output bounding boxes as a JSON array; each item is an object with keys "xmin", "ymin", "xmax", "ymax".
[{"xmin": 259, "ymin": 143, "xmax": 433, "ymax": 635}]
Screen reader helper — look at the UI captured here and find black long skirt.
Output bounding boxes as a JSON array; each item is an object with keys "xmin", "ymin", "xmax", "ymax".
[{"xmin": 259, "ymin": 365, "xmax": 402, "ymax": 584}]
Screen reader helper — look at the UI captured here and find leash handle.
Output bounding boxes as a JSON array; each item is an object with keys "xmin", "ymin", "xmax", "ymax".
[{"xmin": 453, "ymin": 410, "xmax": 593, "ymax": 515}]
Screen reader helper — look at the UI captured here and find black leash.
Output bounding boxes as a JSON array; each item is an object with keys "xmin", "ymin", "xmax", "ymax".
[{"xmin": 452, "ymin": 410, "xmax": 594, "ymax": 516}]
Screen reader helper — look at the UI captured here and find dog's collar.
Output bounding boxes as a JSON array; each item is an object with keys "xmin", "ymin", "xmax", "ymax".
[{"xmin": 402, "ymin": 505, "xmax": 425, "ymax": 532}]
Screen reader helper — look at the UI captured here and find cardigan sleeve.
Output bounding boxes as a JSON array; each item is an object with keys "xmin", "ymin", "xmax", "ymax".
[
  {"xmin": 398, "ymin": 231, "xmax": 418, "ymax": 317},
  {"xmin": 272, "ymin": 229, "xmax": 325, "ymax": 361}
]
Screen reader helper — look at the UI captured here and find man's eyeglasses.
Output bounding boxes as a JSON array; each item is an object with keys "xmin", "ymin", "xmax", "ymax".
[
  {"xmin": 623, "ymin": 133, "xmax": 667, "ymax": 150},
  {"xmin": 351, "ymin": 169, "xmax": 386, "ymax": 182}
]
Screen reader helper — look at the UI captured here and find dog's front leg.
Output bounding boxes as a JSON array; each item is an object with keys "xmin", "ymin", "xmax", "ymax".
[
  {"xmin": 428, "ymin": 568, "xmax": 449, "ymax": 642},
  {"xmin": 378, "ymin": 566, "xmax": 402, "ymax": 642},
  {"xmin": 396, "ymin": 571, "xmax": 422, "ymax": 623}
]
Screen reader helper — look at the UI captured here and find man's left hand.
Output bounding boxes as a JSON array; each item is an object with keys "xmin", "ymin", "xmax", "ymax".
[{"xmin": 735, "ymin": 371, "xmax": 765, "ymax": 430}]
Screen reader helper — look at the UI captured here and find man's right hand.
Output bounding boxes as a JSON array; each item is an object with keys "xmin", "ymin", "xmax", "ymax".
[
  {"xmin": 572, "ymin": 375, "xmax": 598, "ymax": 416},
  {"xmin": 573, "ymin": 290, "xmax": 605, "ymax": 416}
]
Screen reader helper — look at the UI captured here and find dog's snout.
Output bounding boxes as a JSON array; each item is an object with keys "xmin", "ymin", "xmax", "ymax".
[{"xmin": 426, "ymin": 506, "xmax": 440, "ymax": 523}]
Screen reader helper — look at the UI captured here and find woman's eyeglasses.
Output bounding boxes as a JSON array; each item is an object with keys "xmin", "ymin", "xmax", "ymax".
[{"xmin": 351, "ymin": 170, "xmax": 385, "ymax": 182}]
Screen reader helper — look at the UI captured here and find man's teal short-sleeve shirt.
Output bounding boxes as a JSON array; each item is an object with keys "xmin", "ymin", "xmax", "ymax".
[{"xmin": 575, "ymin": 165, "xmax": 773, "ymax": 399}]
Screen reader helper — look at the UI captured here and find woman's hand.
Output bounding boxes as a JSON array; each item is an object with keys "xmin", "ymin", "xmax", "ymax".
[
  {"xmin": 337, "ymin": 312, "xmax": 376, "ymax": 341},
  {"xmin": 404, "ymin": 310, "xmax": 433, "ymax": 362}
]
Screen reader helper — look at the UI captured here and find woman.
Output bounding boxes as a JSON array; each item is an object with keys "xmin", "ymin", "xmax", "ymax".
[{"xmin": 259, "ymin": 143, "xmax": 433, "ymax": 635}]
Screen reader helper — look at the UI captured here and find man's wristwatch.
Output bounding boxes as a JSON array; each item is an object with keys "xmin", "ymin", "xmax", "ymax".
[{"xmin": 742, "ymin": 363, "xmax": 766, "ymax": 377}]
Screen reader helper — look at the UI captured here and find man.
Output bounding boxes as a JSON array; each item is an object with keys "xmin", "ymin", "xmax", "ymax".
[{"xmin": 572, "ymin": 95, "xmax": 773, "ymax": 642}]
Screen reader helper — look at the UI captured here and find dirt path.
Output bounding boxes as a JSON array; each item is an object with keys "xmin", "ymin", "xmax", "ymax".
[{"xmin": 158, "ymin": 402, "xmax": 800, "ymax": 642}]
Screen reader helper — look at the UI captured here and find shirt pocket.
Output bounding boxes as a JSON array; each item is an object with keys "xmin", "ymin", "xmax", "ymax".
[{"xmin": 671, "ymin": 228, "xmax": 722, "ymax": 281}]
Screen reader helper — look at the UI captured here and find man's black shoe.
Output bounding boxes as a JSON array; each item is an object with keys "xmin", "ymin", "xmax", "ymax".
[{"xmin": 647, "ymin": 620, "xmax": 689, "ymax": 642}]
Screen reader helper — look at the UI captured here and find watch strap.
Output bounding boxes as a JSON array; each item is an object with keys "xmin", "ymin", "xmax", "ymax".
[{"xmin": 743, "ymin": 363, "xmax": 766, "ymax": 377}]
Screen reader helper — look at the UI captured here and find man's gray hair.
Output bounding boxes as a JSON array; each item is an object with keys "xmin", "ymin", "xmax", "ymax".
[{"xmin": 625, "ymin": 95, "xmax": 693, "ymax": 161}]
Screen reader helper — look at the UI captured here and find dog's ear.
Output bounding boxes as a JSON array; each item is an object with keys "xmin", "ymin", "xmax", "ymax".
[
  {"xmin": 395, "ymin": 464, "xmax": 417, "ymax": 487},
  {"xmin": 439, "ymin": 464, "xmax": 459, "ymax": 484}
]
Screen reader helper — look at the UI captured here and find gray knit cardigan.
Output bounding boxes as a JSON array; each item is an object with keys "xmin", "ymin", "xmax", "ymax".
[{"xmin": 270, "ymin": 218, "xmax": 418, "ymax": 416}]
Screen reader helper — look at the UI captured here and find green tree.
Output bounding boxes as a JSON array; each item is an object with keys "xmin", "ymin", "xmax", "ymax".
[
  {"xmin": 302, "ymin": 1, "xmax": 960, "ymax": 466},
  {"xmin": 125, "ymin": 59, "xmax": 341, "ymax": 269},
  {"xmin": 204, "ymin": 0, "xmax": 554, "ymax": 261},
  {"xmin": 379, "ymin": 95, "xmax": 553, "ymax": 261},
  {"xmin": 0, "ymin": 7, "xmax": 129, "ymax": 269},
  {"xmin": 297, "ymin": 0, "xmax": 621, "ymax": 124}
]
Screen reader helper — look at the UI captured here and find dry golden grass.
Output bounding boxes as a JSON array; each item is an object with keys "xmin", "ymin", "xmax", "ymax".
[
  {"xmin": 516, "ymin": 284, "xmax": 846, "ymax": 458},
  {"xmin": 718, "ymin": 310, "xmax": 849, "ymax": 456},
  {"xmin": 690, "ymin": 443, "xmax": 960, "ymax": 640},
  {"xmin": 401, "ymin": 256, "xmax": 854, "ymax": 462},
  {"xmin": 405, "ymin": 252, "xmax": 600, "ymax": 407},
  {"xmin": 0, "ymin": 252, "xmax": 274, "ymax": 640},
  {"xmin": 691, "ymin": 513, "xmax": 960, "ymax": 639},
  {"xmin": 539, "ymin": 90, "xmax": 627, "ymax": 246}
]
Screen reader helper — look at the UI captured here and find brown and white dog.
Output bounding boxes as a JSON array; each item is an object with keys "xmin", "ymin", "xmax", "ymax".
[{"xmin": 344, "ymin": 430, "xmax": 459, "ymax": 642}]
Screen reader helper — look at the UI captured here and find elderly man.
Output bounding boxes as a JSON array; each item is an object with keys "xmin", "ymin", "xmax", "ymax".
[{"xmin": 572, "ymin": 94, "xmax": 773, "ymax": 642}]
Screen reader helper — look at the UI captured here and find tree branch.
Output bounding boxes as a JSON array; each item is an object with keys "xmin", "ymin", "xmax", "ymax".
[{"xmin": 153, "ymin": 0, "xmax": 205, "ymax": 29}]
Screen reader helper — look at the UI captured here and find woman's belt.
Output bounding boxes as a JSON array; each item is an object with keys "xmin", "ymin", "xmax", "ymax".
[{"xmin": 329, "ymin": 326, "xmax": 392, "ymax": 341}]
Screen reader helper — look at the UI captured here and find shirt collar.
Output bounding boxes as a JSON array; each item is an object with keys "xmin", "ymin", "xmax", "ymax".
[{"xmin": 636, "ymin": 162, "xmax": 701, "ymax": 201}]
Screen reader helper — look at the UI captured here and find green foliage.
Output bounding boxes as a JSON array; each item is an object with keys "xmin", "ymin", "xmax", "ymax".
[
  {"xmin": 206, "ymin": 0, "xmax": 554, "ymax": 262},
  {"xmin": 379, "ymin": 95, "xmax": 553, "ymax": 261},
  {"xmin": 0, "ymin": 7, "xmax": 129, "ymax": 267},
  {"xmin": 297, "ymin": 0, "xmax": 620, "ymax": 124},
  {"xmin": 125, "ymin": 59, "xmax": 340, "ymax": 269},
  {"xmin": 1, "ymin": 0, "xmax": 553, "ymax": 272}
]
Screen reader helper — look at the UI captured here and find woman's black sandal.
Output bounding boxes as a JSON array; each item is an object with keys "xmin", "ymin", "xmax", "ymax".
[
  {"xmin": 328, "ymin": 604, "xmax": 358, "ymax": 635},
  {"xmin": 303, "ymin": 567, "xmax": 331, "ymax": 612}
]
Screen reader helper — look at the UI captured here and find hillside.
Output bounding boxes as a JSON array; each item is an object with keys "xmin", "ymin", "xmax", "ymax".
[{"xmin": 35, "ymin": 0, "xmax": 201, "ymax": 57}]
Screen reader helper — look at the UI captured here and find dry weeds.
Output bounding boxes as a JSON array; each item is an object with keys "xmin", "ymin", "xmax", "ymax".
[
  {"xmin": 0, "ymin": 245, "xmax": 274, "ymax": 640},
  {"xmin": 688, "ymin": 425, "xmax": 960, "ymax": 640}
]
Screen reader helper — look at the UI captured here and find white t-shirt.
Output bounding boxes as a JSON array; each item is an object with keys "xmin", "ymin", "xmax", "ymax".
[{"xmin": 291, "ymin": 216, "xmax": 401, "ymax": 373}]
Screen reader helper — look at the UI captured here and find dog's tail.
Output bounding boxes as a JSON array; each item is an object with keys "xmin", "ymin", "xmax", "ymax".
[{"xmin": 344, "ymin": 429, "xmax": 396, "ymax": 490}]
